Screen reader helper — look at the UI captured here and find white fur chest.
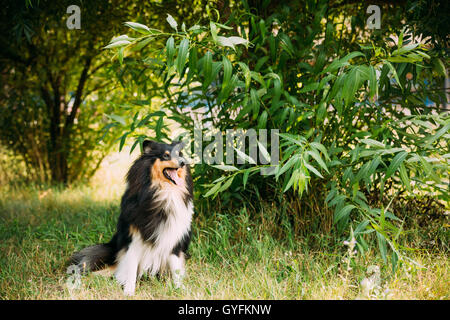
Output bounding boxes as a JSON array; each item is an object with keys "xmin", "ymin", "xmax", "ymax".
[{"xmin": 139, "ymin": 186, "xmax": 193, "ymax": 275}]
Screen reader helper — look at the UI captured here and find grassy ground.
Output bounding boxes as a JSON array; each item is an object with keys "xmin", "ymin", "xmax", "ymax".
[{"xmin": 0, "ymin": 153, "xmax": 448, "ymax": 300}]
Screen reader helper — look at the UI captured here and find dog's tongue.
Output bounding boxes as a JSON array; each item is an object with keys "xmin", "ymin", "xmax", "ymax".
[{"xmin": 167, "ymin": 168, "xmax": 183, "ymax": 185}]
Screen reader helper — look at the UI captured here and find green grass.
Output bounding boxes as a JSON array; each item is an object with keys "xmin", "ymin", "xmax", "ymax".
[{"xmin": 0, "ymin": 183, "xmax": 448, "ymax": 300}]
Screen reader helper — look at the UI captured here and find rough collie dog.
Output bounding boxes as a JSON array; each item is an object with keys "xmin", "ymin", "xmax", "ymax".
[{"xmin": 70, "ymin": 140, "xmax": 193, "ymax": 295}]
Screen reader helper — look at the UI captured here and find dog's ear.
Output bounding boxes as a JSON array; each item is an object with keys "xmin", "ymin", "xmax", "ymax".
[{"xmin": 143, "ymin": 140, "xmax": 157, "ymax": 154}]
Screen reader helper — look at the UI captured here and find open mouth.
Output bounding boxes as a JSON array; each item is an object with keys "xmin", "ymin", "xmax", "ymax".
[{"xmin": 163, "ymin": 168, "xmax": 183, "ymax": 185}]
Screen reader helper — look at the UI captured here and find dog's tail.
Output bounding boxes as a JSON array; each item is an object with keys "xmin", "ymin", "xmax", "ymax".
[{"xmin": 70, "ymin": 241, "xmax": 117, "ymax": 273}]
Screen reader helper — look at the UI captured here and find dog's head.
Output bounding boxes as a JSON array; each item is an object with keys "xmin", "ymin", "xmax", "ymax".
[{"xmin": 143, "ymin": 140, "xmax": 188, "ymax": 188}]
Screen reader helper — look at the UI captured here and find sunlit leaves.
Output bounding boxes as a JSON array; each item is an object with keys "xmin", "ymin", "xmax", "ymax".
[
  {"xmin": 124, "ymin": 21, "xmax": 150, "ymax": 34},
  {"xmin": 166, "ymin": 14, "xmax": 178, "ymax": 31},
  {"xmin": 175, "ymin": 38, "xmax": 189, "ymax": 76}
]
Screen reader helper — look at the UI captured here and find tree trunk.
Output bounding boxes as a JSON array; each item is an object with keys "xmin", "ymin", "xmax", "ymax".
[{"xmin": 45, "ymin": 57, "xmax": 92, "ymax": 185}]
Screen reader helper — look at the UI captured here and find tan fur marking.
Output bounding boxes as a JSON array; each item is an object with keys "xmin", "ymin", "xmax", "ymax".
[
  {"xmin": 177, "ymin": 167, "xmax": 186, "ymax": 181},
  {"xmin": 129, "ymin": 225, "xmax": 140, "ymax": 237},
  {"xmin": 151, "ymin": 158, "xmax": 182, "ymax": 186},
  {"xmin": 93, "ymin": 264, "xmax": 117, "ymax": 277}
]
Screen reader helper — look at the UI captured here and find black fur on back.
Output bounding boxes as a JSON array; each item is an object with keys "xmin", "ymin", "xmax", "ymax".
[{"xmin": 70, "ymin": 140, "xmax": 193, "ymax": 272}]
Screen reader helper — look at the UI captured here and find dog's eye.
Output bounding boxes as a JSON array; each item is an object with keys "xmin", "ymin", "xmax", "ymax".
[
  {"xmin": 179, "ymin": 151, "xmax": 183, "ymax": 157},
  {"xmin": 162, "ymin": 153, "xmax": 170, "ymax": 160}
]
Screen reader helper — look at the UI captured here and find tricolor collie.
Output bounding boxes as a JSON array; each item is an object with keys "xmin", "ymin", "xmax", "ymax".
[{"xmin": 71, "ymin": 140, "xmax": 193, "ymax": 295}]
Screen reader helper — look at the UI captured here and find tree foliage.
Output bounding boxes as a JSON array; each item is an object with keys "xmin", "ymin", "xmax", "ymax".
[
  {"xmin": 0, "ymin": 0, "xmax": 212, "ymax": 184},
  {"xmin": 104, "ymin": 0, "xmax": 449, "ymax": 266}
]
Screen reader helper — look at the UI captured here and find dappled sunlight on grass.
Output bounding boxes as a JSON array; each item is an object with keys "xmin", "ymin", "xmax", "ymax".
[{"xmin": 0, "ymin": 148, "xmax": 448, "ymax": 300}]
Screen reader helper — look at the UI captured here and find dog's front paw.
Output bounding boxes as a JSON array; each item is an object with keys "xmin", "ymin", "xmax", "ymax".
[
  {"xmin": 174, "ymin": 282, "xmax": 186, "ymax": 290},
  {"xmin": 123, "ymin": 284, "xmax": 136, "ymax": 296},
  {"xmin": 173, "ymin": 277, "xmax": 185, "ymax": 290}
]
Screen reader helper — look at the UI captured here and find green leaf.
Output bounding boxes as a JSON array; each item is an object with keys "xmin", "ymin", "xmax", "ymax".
[
  {"xmin": 321, "ymin": 60, "xmax": 349, "ymax": 75},
  {"xmin": 306, "ymin": 149, "xmax": 328, "ymax": 173},
  {"xmin": 360, "ymin": 139, "xmax": 385, "ymax": 148},
  {"xmin": 234, "ymin": 147, "xmax": 256, "ymax": 164},
  {"xmin": 109, "ymin": 114, "xmax": 126, "ymax": 125},
  {"xmin": 353, "ymin": 161, "xmax": 370, "ymax": 185},
  {"xmin": 385, "ymin": 151, "xmax": 408, "ymax": 179},
  {"xmin": 391, "ymin": 251, "xmax": 399, "ymax": 273},
  {"xmin": 166, "ymin": 14, "xmax": 178, "ymax": 31},
  {"xmin": 222, "ymin": 56, "xmax": 232, "ymax": 89},
  {"xmin": 398, "ymin": 31, "xmax": 403, "ymax": 48},
  {"xmin": 321, "ymin": 51, "xmax": 364, "ymax": 74},
  {"xmin": 340, "ymin": 51, "xmax": 365, "ymax": 63},
  {"xmin": 110, "ymin": 35, "xmax": 135, "ymax": 43},
  {"xmin": 355, "ymin": 220, "xmax": 370, "ymax": 235},
  {"xmin": 218, "ymin": 176, "xmax": 234, "ymax": 192},
  {"xmin": 432, "ymin": 58, "xmax": 448, "ymax": 77},
  {"xmin": 257, "ymin": 141, "xmax": 271, "ymax": 163},
  {"xmin": 334, "ymin": 204, "xmax": 355, "ymax": 223},
  {"xmin": 384, "ymin": 210, "xmax": 402, "ymax": 222},
  {"xmin": 202, "ymin": 51, "xmax": 213, "ymax": 90},
  {"xmin": 368, "ymin": 65, "xmax": 377, "ymax": 98},
  {"xmin": 309, "ymin": 142, "xmax": 330, "ymax": 161},
  {"xmin": 124, "ymin": 22, "xmax": 150, "ymax": 34},
  {"xmin": 119, "ymin": 132, "xmax": 129, "ymax": 152},
  {"xmin": 99, "ymin": 123, "xmax": 116, "ymax": 142},
  {"xmin": 104, "ymin": 40, "xmax": 131, "ymax": 49},
  {"xmin": 155, "ymin": 116, "xmax": 164, "ymax": 138},
  {"xmin": 219, "ymin": 74, "xmax": 238, "ymax": 103},
  {"xmin": 227, "ymin": 36, "xmax": 249, "ymax": 47},
  {"xmin": 188, "ymin": 24, "xmax": 201, "ymax": 32},
  {"xmin": 366, "ymin": 156, "xmax": 381, "ymax": 183},
  {"xmin": 299, "ymin": 82, "xmax": 319, "ymax": 93},
  {"xmin": 166, "ymin": 36, "xmax": 175, "ymax": 64},
  {"xmin": 271, "ymin": 78, "xmax": 282, "ymax": 108},
  {"xmin": 257, "ymin": 110, "xmax": 268, "ymax": 129},
  {"xmin": 250, "ymin": 88, "xmax": 260, "ymax": 118},
  {"xmin": 130, "ymin": 138, "xmax": 140, "ymax": 154},
  {"xmin": 204, "ymin": 181, "xmax": 222, "ymax": 197},
  {"xmin": 383, "ymin": 60, "xmax": 403, "ymax": 90},
  {"xmin": 399, "ymin": 163, "xmax": 411, "ymax": 192},
  {"xmin": 132, "ymin": 37, "xmax": 152, "ymax": 51},
  {"xmin": 210, "ymin": 21, "xmax": 218, "ymax": 42},
  {"xmin": 342, "ymin": 66, "xmax": 363, "ymax": 105},
  {"xmin": 212, "ymin": 164, "xmax": 238, "ymax": 171},
  {"xmin": 214, "ymin": 22, "xmax": 233, "ymax": 30},
  {"xmin": 118, "ymin": 47, "xmax": 124, "ymax": 65},
  {"xmin": 216, "ymin": 36, "xmax": 234, "ymax": 50},
  {"xmin": 237, "ymin": 62, "xmax": 251, "ymax": 90},
  {"xmin": 329, "ymin": 194, "xmax": 346, "ymax": 208},
  {"xmin": 176, "ymin": 38, "xmax": 189, "ymax": 75},
  {"xmin": 243, "ymin": 169, "xmax": 250, "ymax": 189},
  {"xmin": 278, "ymin": 133, "xmax": 306, "ymax": 147},
  {"xmin": 282, "ymin": 170, "xmax": 296, "ymax": 193},
  {"xmin": 276, "ymin": 155, "xmax": 300, "ymax": 179},
  {"xmin": 377, "ymin": 232, "xmax": 388, "ymax": 263},
  {"xmin": 304, "ymin": 162, "xmax": 323, "ymax": 178},
  {"xmin": 424, "ymin": 121, "xmax": 450, "ymax": 146},
  {"xmin": 392, "ymin": 43, "xmax": 419, "ymax": 56}
]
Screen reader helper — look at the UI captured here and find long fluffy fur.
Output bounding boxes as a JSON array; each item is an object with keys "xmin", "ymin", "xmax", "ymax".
[{"xmin": 70, "ymin": 140, "xmax": 193, "ymax": 295}]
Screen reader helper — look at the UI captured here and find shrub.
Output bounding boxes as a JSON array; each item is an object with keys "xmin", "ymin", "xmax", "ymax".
[{"xmin": 104, "ymin": 2, "xmax": 449, "ymax": 269}]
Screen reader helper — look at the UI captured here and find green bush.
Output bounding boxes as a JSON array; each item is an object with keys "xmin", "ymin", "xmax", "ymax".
[{"xmin": 105, "ymin": 1, "xmax": 449, "ymax": 269}]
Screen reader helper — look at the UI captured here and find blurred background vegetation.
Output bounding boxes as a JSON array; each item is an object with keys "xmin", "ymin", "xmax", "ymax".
[{"xmin": 0, "ymin": 0, "xmax": 449, "ymax": 287}]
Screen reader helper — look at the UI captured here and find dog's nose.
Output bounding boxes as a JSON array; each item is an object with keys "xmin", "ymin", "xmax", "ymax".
[{"xmin": 179, "ymin": 160, "xmax": 185, "ymax": 167}]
